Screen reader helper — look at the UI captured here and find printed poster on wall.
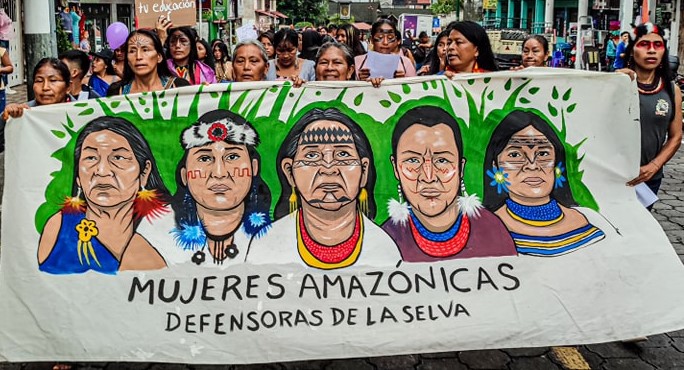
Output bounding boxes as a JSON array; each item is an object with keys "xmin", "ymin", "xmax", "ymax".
[{"xmin": 1, "ymin": 71, "xmax": 684, "ymax": 364}]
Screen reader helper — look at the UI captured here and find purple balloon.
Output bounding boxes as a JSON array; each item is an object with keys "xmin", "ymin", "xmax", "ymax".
[{"xmin": 106, "ymin": 22, "xmax": 129, "ymax": 49}]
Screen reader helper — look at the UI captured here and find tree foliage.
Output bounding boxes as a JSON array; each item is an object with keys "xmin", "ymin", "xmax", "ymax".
[
  {"xmin": 278, "ymin": 0, "xmax": 327, "ymax": 25},
  {"xmin": 431, "ymin": 0, "xmax": 457, "ymax": 15},
  {"xmin": 56, "ymin": 16, "xmax": 73, "ymax": 55}
]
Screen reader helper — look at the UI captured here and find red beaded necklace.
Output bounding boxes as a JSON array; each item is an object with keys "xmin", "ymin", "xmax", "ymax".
[
  {"xmin": 408, "ymin": 214, "xmax": 471, "ymax": 258},
  {"xmin": 298, "ymin": 211, "xmax": 361, "ymax": 264}
]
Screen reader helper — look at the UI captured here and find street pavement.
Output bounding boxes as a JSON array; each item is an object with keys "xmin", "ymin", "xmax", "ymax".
[{"xmin": 1, "ymin": 85, "xmax": 684, "ymax": 370}]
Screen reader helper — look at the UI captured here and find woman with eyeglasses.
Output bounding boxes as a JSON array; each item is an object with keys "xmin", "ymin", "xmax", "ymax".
[
  {"xmin": 165, "ymin": 27, "xmax": 217, "ymax": 85},
  {"xmin": 107, "ymin": 29, "xmax": 190, "ymax": 96},
  {"xmin": 618, "ymin": 23, "xmax": 682, "ymax": 207},
  {"xmin": 266, "ymin": 29, "xmax": 315, "ymax": 82},
  {"xmin": 3, "ymin": 58, "xmax": 71, "ymax": 119},
  {"xmin": 355, "ymin": 19, "xmax": 416, "ymax": 80}
]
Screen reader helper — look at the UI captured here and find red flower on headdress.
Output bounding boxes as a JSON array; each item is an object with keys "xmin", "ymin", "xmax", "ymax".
[{"xmin": 207, "ymin": 122, "xmax": 229, "ymax": 142}]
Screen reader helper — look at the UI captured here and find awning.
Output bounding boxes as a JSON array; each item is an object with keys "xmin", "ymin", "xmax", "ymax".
[
  {"xmin": 255, "ymin": 9, "xmax": 288, "ymax": 19},
  {"xmin": 255, "ymin": 9, "xmax": 274, "ymax": 17},
  {"xmin": 353, "ymin": 22, "xmax": 371, "ymax": 31}
]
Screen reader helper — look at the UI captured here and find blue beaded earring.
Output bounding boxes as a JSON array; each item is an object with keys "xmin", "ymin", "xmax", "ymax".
[{"xmin": 486, "ymin": 165, "xmax": 510, "ymax": 194}]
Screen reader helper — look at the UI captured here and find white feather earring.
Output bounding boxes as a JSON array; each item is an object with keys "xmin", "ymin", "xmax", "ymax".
[
  {"xmin": 388, "ymin": 184, "xmax": 410, "ymax": 226},
  {"xmin": 457, "ymin": 180, "xmax": 482, "ymax": 218}
]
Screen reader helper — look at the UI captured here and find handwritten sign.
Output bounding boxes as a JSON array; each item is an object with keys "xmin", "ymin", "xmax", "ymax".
[{"xmin": 136, "ymin": 0, "xmax": 196, "ymax": 28}]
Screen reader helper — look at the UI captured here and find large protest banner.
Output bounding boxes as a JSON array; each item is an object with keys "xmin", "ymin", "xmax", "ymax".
[{"xmin": 2, "ymin": 70, "xmax": 684, "ymax": 363}]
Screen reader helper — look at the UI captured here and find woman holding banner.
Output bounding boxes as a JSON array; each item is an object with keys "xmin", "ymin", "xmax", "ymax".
[
  {"xmin": 443, "ymin": 21, "xmax": 498, "ymax": 75},
  {"xmin": 107, "ymin": 29, "xmax": 190, "ymax": 96},
  {"xmin": 3, "ymin": 58, "xmax": 71, "ymax": 119},
  {"xmin": 38, "ymin": 117, "xmax": 169, "ymax": 274},
  {"xmin": 619, "ymin": 23, "xmax": 682, "ymax": 207}
]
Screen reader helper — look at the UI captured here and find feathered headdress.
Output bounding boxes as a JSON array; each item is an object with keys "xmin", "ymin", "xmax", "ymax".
[{"xmin": 181, "ymin": 118, "xmax": 259, "ymax": 149}]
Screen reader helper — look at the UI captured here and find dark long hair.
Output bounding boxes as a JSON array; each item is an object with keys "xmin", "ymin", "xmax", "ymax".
[
  {"xmin": 274, "ymin": 108, "xmax": 377, "ymax": 220},
  {"xmin": 300, "ymin": 30, "xmax": 323, "ymax": 61},
  {"xmin": 338, "ymin": 23, "xmax": 366, "ymax": 57},
  {"xmin": 258, "ymin": 31, "xmax": 275, "ymax": 59},
  {"xmin": 122, "ymin": 29, "xmax": 173, "ymax": 85},
  {"xmin": 165, "ymin": 26, "xmax": 200, "ymax": 82},
  {"xmin": 274, "ymin": 28, "xmax": 299, "ymax": 50},
  {"xmin": 482, "ymin": 110, "xmax": 577, "ymax": 211},
  {"xmin": 625, "ymin": 23, "xmax": 675, "ymax": 104},
  {"xmin": 72, "ymin": 117, "xmax": 170, "ymax": 227},
  {"xmin": 446, "ymin": 21, "xmax": 499, "ymax": 71},
  {"xmin": 171, "ymin": 110, "xmax": 271, "ymax": 229},
  {"xmin": 198, "ymin": 39, "xmax": 215, "ymax": 70},
  {"xmin": 426, "ymin": 30, "xmax": 449, "ymax": 75},
  {"xmin": 213, "ymin": 41, "xmax": 230, "ymax": 63}
]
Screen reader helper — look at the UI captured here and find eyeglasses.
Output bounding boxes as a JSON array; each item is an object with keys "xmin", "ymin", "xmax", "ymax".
[{"xmin": 635, "ymin": 40, "xmax": 665, "ymax": 50}]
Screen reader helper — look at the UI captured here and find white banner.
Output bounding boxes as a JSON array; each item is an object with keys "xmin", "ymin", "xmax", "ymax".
[{"xmin": 1, "ymin": 70, "xmax": 684, "ymax": 364}]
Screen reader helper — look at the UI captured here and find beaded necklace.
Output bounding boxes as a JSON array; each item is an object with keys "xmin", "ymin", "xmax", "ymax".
[
  {"xmin": 408, "ymin": 210, "xmax": 470, "ymax": 258},
  {"xmin": 637, "ymin": 75, "xmax": 663, "ymax": 95},
  {"xmin": 505, "ymin": 198, "xmax": 564, "ymax": 227},
  {"xmin": 296, "ymin": 211, "xmax": 363, "ymax": 269}
]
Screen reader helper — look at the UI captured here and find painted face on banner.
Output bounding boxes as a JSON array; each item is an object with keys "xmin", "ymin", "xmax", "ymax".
[
  {"xmin": 170, "ymin": 30, "xmax": 192, "ymax": 63},
  {"xmin": 497, "ymin": 126, "xmax": 556, "ymax": 202},
  {"xmin": 283, "ymin": 120, "xmax": 369, "ymax": 212},
  {"xmin": 77, "ymin": 130, "xmax": 150, "ymax": 208},
  {"xmin": 127, "ymin": 33, "xmax": 162, "ymax": 78},
  {"xmin": 182, "ymin": 141, "xmax": 257, "ymax": 212},
  {"xmin": 393, "ymin": 124, "xmax": 462, "ymax": 218}
]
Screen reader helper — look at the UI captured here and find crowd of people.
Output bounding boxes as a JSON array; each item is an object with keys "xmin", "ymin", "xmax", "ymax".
[{"xmin": 0, "ymin": 19, "xmax": 680, "ymax": 203}]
